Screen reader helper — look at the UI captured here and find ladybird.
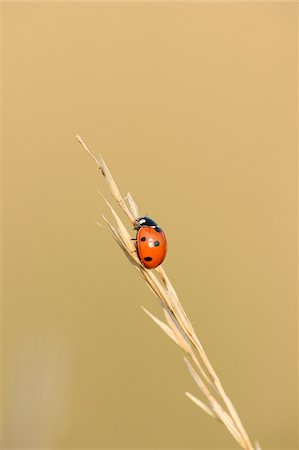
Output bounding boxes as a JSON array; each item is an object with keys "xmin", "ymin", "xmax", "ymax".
[{"xmin": 135, "ymin": 216, "xmax": 167, "ymax": 269}]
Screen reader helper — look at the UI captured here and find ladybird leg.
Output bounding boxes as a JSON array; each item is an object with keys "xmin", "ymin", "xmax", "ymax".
[{"xmin": 130, "ymin": 238, "xmax": 137, "ymax": 240}]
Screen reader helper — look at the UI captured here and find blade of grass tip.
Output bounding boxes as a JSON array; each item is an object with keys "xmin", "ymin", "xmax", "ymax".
[
  {"xmin": 141, "ymin": 306, "xmax": 178, "ymax": 345},
  {"xmin": 98, "ymin": 190, "xmax": 135, "ymax": 251},
  {"xmin": 125, "ymin": 192, "xmax": 140, "ymax": 218},
  {"xmin": 97, "ymin": 189, "xmax": 128, "ymax": 232},
  {"xmin": 76, "ymin": 135, "xmax": 137, "ymax": 226},
  {"xmin": 185, "ymin": 392, "xmax": 216, "ymax": 419},
  {"xmin": 96, "ymin": 219, "xmax": 123, "ymax": 240},
  {"xmin": 102, "ymin": 215, "xmax": 141, "ymax": 268},
  {"xmin": 160, "ymin": 304, "xmax": 193, "ymax": 353},
  {"xmin": 101, "ymin": 214, "xmax": 135, "ymax": 264},
  {"xmin": 97, "ymin": 154, "xmax": 138, "ymax": 227},
  {"xmin": 101, "ymin": 215, "xmax": 122, "ymax": 245},
  {"xmin": 76, "ymin": 135, "xmax": 104, "ymax": 174}
]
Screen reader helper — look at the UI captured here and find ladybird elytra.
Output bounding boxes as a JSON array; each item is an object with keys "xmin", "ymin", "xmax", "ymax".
[{"xmin": 135, "ymin": 216, "xmax": 167, "ymax": 269}]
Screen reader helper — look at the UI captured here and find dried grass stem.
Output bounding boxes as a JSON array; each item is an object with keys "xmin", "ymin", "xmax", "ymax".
[{"xmin": 76, "ymin": 135, "xmax": 258, "ymax": 450}]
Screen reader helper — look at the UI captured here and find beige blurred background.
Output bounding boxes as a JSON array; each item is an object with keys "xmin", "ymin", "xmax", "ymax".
[{"xmin": 1, "ymin": 2, "xmax": 297, "ymax": 449}]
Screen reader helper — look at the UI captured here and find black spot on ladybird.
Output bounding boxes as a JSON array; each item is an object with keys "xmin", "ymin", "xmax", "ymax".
[
  {"xmin": 155, "ymin": 226, "xmax": 162, "ymax": 232},
  {"xmin": 153, "ymin": 240, "xmax": 160, "ymax": 247},
  {"xmin": 144, "ymin": 256, "xmax": 152, "ymax": 262},
  {"xmin": 141, "ymin": 237, "xmax": 146, "ymax": 241}
]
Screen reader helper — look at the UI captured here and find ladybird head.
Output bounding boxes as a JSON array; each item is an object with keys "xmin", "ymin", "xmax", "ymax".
[{"xmin": 135, "ymin": 216, "xmax": 158, "ymax": 229}]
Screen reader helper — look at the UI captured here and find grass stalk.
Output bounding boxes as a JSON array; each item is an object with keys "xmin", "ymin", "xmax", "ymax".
[{"xmin": 76, "ymin": 135, "xmax": 259, "ymax": 450}]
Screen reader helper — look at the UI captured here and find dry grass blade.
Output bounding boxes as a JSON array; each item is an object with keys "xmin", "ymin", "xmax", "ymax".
[
  {"xmin": 76, "ymin": 135, "xmax": 137, "ymax": 226},
  {"xmin": 125, "ymin": 192, "xmax": 140, "ymax": 218},
  {"xmin": 99, "ymin": 191, "xmax": 135, "ymax": 251},
  {"xmin": 101, "ymin": 215, "xmax": 140, "ymax": 268},
  {"xmin": 184, "ymin": 357, "xmax": 212, "ymax": 398},
  {"xmin": 184, "ymin": 357, "xmax": 244, "ymax": 447},
  {"xmin": 185, "ymin": 392, "xmax": 216, "ymax": 419},
  {"xmin": 211, "ymin": 403, "xmax": 245, "ymax": 448},
  {"xmin": 77, "ymin": 135, "xmax": 258, "ymax": 450},
  {"xmin": 141, "ymin": 306, "xmax": 178, "ymax": 345},
  {"xmin": 161, "ymin": 305, "xmax": 192, "ymax": 354}
]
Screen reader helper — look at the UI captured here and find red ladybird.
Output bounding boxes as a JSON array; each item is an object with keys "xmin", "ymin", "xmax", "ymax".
[{"xmin": 135, "ymin": 216, "xmax": 167, "ymax": 269}]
